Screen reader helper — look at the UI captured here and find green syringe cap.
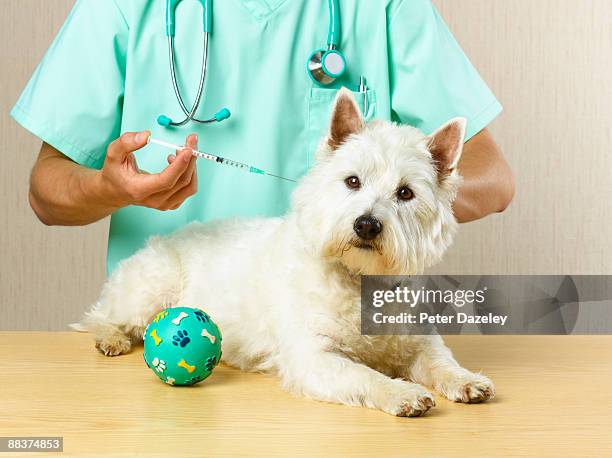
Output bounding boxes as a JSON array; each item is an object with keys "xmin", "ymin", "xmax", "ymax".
[{"xmin": 249, "ymin": 167, "xmax": 265, "ymax": 175}]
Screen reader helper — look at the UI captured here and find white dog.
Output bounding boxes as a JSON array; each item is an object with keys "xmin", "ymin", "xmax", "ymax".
[{"xmin": 76, "ymin": 89, "xmax": 494, "ymax": 417}]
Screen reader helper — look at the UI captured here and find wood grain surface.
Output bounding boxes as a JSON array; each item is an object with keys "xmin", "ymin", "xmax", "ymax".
[
  {"xmin": 1, "ymin": 1, "xmax": 611, "ymax": 329},
  {"xmin": 1, "ymin": 333, "xmax": 611, "ymax": 456}
]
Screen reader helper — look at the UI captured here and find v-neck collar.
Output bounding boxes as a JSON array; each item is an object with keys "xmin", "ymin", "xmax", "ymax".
[{"xmin": 239, "ymin": 0, "xmax": 290, "ymax": 21}]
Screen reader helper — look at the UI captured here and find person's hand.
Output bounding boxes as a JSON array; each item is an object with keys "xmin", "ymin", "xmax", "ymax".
[{"xmin": 97, "ymin": 131, "xmax": 199, "ymax": 211}]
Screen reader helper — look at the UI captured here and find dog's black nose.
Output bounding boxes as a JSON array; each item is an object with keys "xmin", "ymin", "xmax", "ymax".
[{"xmin": 353, "ymin": 215, "xmax": 383, "ymax": 241}]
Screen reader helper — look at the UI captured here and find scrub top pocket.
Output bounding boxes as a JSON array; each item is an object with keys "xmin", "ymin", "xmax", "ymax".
[{"xmin": 307, "ymin": 87, "xmax": 377, "ymax": 167}]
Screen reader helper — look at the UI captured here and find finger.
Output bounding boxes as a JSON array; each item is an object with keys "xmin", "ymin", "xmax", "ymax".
[
  {"xmin": 177, "ymin": 154, "xmax": 197, "ymax": 190},
  {"xmin": 145, "ymin": 149, "xmax": 199, "ymax": 210},
  {"xmin": 137, "ymin": 147, "xmax": 193, "ymax": 195},
  {"xmin": 165, "ymin": 162, "xmax": 198, "ymax": 208},
  {"xmin": 143, "ymin": 174, "xmax": 197, "ymax": 211},
  {"xmin": 147, "ymin": 151, "xmax": 197, "ymax": 205},
  {"xmin": 137, "ymin": 134, "xmax": 198, "ymax": 201},
  {"xmin": 170, "ymin": 133, "xmax": 197, "ymax": 160},
  {"xmin": 161, "ymin": 171, "xmax": 198, "ymax": 210},
  {"xmin": 166, "ymin": 133, "xmax": 198, "ymax": 191},
  {"xmin": 107, "ymin": 131, "xmax": 150, "ymax": 162},
  {"xmin": 185, "ymin": 133, "xmax": 198, "ymax": 151}
]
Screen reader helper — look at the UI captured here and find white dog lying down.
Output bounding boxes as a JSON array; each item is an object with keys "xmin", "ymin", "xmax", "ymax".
[{"xmin": 76, "ymin": 89, "xmax": 494, "ymax": 417}]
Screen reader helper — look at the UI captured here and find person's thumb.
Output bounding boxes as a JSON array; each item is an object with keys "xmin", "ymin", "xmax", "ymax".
[{"xmin": 107, "ymin": 131, "xmax": 150, "ymax": 162}]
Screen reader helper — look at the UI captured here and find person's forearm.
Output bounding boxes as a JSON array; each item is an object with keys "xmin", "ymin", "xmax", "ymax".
[
  {"xmin": 29, "ymin": 145, "xmax": 120, "ymax": 226},
  {"xmin": 453, "ymin": 129, "xmax": 515, "ymax": 223}
]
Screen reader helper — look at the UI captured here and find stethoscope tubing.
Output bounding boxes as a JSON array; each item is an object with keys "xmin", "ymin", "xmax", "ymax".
[
  {"xmin": 327, "ymin": 0, "xmax": 340, "ymax": 48},
  {"xmin": 161, "ymin": 0, "xmax": 229, "ymax": 127},
  {"xmin": 166, "ymin": 34, "xmax": 217, "ymax": 126}
]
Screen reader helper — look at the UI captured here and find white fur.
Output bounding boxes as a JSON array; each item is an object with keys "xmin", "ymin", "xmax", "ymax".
[{"xmin": 76, "ymin": 89, "xmax": 494, "ymax": 416}]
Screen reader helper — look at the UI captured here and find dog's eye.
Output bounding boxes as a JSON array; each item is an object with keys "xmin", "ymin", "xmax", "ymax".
[
  {"xmin": 397, "ymin": 186, "xmax": 414, "ymax": 201},
  {"xmin": 345, "ymin": 176, "xmax": 361, "ymax": 190}
]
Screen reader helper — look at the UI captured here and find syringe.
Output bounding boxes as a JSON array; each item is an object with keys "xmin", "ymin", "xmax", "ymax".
[{"xmin": 147, "ymin": 137, "xmax": 296, "ymax": 183}]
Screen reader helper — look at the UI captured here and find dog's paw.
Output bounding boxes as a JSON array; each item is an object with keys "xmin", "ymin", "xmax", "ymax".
[
  {"xmin": 95, "ymin": 334, "xmax": 131, "ymax": 357},
  {"xmin": 441, "ymin": 372, "xmax": 495, "ymax": 403},
  {"xmin": 379, "ymin": 382, "xmax": 436, "ymax": 417},
  {"xmin": 395, "ymin": 392, "xmax": 436, "ymax": 417}
]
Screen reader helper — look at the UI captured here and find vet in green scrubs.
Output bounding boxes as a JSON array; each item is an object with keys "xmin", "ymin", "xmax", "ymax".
[{"xmin": 12, "ymin": 0, "xmax": 502, "ymax": 273}]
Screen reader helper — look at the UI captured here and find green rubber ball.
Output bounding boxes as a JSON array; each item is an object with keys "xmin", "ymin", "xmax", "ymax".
[{"xmin": 143, "ymin": 307, "xmax": 222, "ymax": 386}]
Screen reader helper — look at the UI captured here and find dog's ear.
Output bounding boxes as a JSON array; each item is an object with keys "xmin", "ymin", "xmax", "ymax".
[
  {"xmin": 427, "ymin": 118, "xmax": 467, "ymax": 179},
  {"xmin": 328, "ymin": 88, "xmax": 365, "ymax": 150}
]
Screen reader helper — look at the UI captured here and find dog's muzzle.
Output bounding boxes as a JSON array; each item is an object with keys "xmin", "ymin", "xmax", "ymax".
[{"xmin": 353, "ymin": 215, "xmax": 383, "ymax": 241}]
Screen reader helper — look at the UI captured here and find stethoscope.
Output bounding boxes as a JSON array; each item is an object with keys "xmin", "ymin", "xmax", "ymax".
[
  {"xmin": 306, "ymin": 0, "xmax": 347, "ymax": 85},
  {"xmin": 158, "ymin": 0, "xmax": 348, "ymax": 128},
  {"xmin": 157, "ymin": 0, "xmax": 231, "ymax": 127}
]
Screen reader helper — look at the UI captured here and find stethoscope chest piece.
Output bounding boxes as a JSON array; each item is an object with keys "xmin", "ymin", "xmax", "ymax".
[
  {"xmin": 307, "ymin": 0, "xmax": 347, "ymax": 85},
  {"xmin": 307, "ymin": 48, "xmax": 347, "ymax": 85}
]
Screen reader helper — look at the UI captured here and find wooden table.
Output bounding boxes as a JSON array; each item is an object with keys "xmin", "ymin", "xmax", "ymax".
[{"xmin": 1, "ymin": 332, "xmax": 611, "ymax": 457}]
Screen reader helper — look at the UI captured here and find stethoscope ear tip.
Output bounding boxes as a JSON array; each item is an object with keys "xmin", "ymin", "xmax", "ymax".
[
  {"xmin": 214, "ymin": 108, "xmax": 231, "ymax": 122},
  {"xmin": 157, "ymin": 115, "xmax": 173, "ymax": 127}
]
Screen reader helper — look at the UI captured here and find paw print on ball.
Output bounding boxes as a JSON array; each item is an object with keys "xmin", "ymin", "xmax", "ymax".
[
  {"xmin": 172, "ymin": 330, "xmax": 191, "ymax": 348},
  {"xmin": 194, "ymin": 310, "xmax": 210, "ymax": 323},
  {"xmin": 204, "ymin": 355, "xmax": 218, "ymax": 372},
  {"xmin": 152, "ymin": 357, "xmax": 167, "ymax": 373},
  {"xmin": 187, "ymin": 373, "xmax": 209, "ymax": 385},
  {"xmin": 153, "ymin": 310, "xmax": 169, "ymax": 323}
]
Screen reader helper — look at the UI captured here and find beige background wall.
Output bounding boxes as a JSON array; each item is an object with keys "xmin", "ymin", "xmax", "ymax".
[{"xmin": 1, "ymin": 1, "xmax": 611, "ymax": 330}]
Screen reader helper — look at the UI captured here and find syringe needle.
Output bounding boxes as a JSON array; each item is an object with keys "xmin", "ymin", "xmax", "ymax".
[{"xmin": 266, "ymin": 172, "xmax": 296, "ymax": 183}]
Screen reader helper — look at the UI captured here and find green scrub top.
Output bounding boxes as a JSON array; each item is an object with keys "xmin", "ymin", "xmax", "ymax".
[{"xmin": 12, "ymin": 0, "xmax": 502, "ymax": 274}]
